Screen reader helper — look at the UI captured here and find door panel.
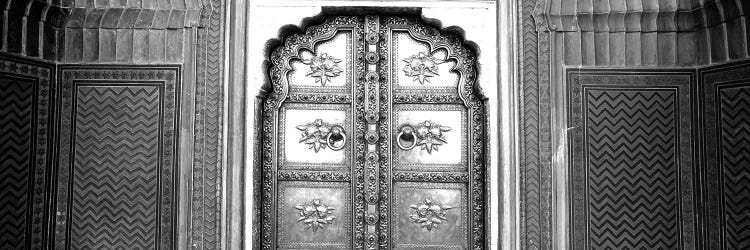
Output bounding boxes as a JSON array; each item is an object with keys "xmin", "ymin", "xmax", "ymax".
[
  {"xmin": 381, "ymin": 16, "xmax": 485, "ymax": 250},
  {"xmin": 391, "ymin": 182, "xmax": 468, "ymax": 249},
  {"xmin": 392, "ymin": 104, "xmax": 466, "ymax": 169},
  {"xmin": 279, "ymin": 103, "xmax": 352, "ymax": 169},
  {"xmin": 277, "ymin": 182, "xmax": 352, "ymax": 249},
  {"xmin": 261, "ymin": 14, "xmax": 486, "ymax": 250}
]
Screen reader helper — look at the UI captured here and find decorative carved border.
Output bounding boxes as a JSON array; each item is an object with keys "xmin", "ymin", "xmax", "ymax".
[
  {"xmin": 286, "ymin": 93, "xmax": 352, "ymax": 104},
  {"xmin": 520, "ymin": 0, "xmax": 553, "ymax": 248},
  {"xmin": 0, "ymin": 54, "xmax": 52, "ymax": 250},
  {"xmin": 377, "ymin": 16, "xmax": 393, "ymax": 249},
  {"xmin": 392, "ymin": 172, "xmax": 469, "ymax": 182},
  {"xmin": 393, "ymin": 93, "xmax": 462, "ymax": 104},
  {"xmin": 54, "ymin": 66, "xmax": 180, "ymax": 250},
  {"xmin": 191, "ymin": 0, "xmax": 226, "ymax": 248},
  {"xmin": 277, "ymin": 170, "xmax": 351, "ymax": 182}
]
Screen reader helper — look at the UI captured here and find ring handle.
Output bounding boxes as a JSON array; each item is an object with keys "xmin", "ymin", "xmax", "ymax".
[
  {"xmin": 396, "ymin": 125, "xmax": 417, "ymax": 151},
  {"xmin": 327, "ymin": 125, "xmax": 346, "ymax": 151}
]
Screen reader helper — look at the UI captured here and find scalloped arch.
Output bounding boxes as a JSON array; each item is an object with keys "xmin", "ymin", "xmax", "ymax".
[{"xmin": 260, "ymin": 7, "xmax": 485, "ymax": 103}]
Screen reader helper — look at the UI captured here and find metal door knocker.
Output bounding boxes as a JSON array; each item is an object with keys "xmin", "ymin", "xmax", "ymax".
[
  {"xmin": 296, "ymin": 119, "xmax": 347, "ymax": 152},
  {"xmin": 397, "ymin": 124, "xmax": 418, "ymax": 150},
  {"xmin": 396, "ymin": 120, "xmax": 451, "ymax": 154},
  {"xmin": 327, "ymin": 125, "xmax": 346, "ymax": 151}
]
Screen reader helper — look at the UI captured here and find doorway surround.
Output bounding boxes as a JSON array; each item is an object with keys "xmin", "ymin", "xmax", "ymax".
[{"xmin": 224, "ymin": 0, "xmax": 519, "ymax": 249}]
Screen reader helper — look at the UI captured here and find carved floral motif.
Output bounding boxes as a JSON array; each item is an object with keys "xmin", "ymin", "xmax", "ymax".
[
  {"xmin": 409, "ymin": 198, "xmax": 453, "ymax": 231},
  {"xmin": 402, "ymin": 52, "xmax": 443, "ymax": 85},
  {"xmin": 296, "ymin": 119, "xmax": 346, "ymax": 152},
  {"xmin": 397, "ymin": 120, "xmax": 452, "ymax": 154},
  {"xmin": 294, "ymin": 198, "xmax": 337, "ymax": 232},
  {"xmin": 303, "ymin": 53, "xmax": 343, "ymax": 86}
]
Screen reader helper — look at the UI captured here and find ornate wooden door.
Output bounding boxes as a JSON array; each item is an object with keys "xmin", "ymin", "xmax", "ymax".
[{"xmin": 260, "ymin": 14, "xmax": 487, "ymax": 250}]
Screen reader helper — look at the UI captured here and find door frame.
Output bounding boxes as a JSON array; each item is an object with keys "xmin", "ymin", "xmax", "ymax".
[{"xmin": 225, "ymin": 1, "xmax": 520, "ymax": 249}]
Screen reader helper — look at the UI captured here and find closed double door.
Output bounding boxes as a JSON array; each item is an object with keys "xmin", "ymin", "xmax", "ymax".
[{"xmin": 259, "ymin": 14, "xmax": 487, "ymax": 249}]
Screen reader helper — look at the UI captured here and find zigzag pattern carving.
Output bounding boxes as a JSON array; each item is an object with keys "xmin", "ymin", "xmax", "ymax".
[
  {"xmin": 70, "ymin": 86, "xmax": 161, "ymax": 249},
  {"xmin": 192, "ymin": 0, "xmax": 225, "ymax": 247},
  {"xmin": 720, "ymin": 86, "xmax": 750, "ymax": 249},
  {"xmin": 586, "ymin": 90, "xmax": 679, "ymax": 249},
  {"xmin": 0, "ymin": 79, "xmax": 33, "ymax": 249},
  {"xmin": 520, "ymin": 0, "xmax": 542, "ymax": 248}
]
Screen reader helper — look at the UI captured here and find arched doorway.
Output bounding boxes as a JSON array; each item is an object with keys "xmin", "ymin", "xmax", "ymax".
[{"xmin": 257, "ymin": 13, "xmax": 488, "ymax": 249}]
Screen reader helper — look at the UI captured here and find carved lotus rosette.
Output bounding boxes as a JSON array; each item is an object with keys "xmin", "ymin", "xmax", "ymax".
[
  {"xmin": 294, "ymin": 198, "xmax": 337, "ymax": 232},
  {"xmin": 302, "ymin": 53, "xmax": 344, "ymax": 86},
  {"xmin": 402, "ymin": 52, "xmax": 444, "ymax": 85},
  {"xmin": 409, "ymin": 198, "xmax": 453, "ymax": 231}
]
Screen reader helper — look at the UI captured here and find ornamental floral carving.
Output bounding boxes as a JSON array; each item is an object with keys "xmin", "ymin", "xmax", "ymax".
[
  {"xmin": 294, "ymin": 198, "xmax": 337, "ymax": 232},
  {"xmin": 409, "ymin": 198, "xmax": 453, "ymax": 231},
  {"xmin": 303, "ymin": 53, "xmax": 343, "ymax": 86},
  {"xmin": 396, "ymin": 120, "xmax": 451, "ymax": 154},
  {"xmin": 296, "ymin": 119, "xmax": 346, "ymax": 152},
  {"xmin": 402, "ymin": 52, "xmax": 443, "ymax": 85}
]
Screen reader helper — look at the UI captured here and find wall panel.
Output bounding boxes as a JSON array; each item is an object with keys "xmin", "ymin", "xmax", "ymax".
[
  {"xmin": 53, "ymin": 66, "xmax": 180, "ymax": 250},
  {"xmin": 567, "ymin": 70, "xmax": 696, "ymax": 249},
  {"xmin": 700, "ymin": 61, "xmax": 750, "ymax": 250},
  {"xmin": 0, "ymin": 54, "xmax": 54, "ymax": 250}
]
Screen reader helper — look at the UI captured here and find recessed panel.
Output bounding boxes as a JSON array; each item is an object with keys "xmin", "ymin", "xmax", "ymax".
[
  {"xmin": 393, "ymin": 104, "xmax": 466, "ymax": 171},
  {"xmin": 278, "ymin": 181, "xmax": 352, "ymax": 249},
  {"xmin": 280, "ymin": 103, "xmax": 351, "ymax": 169},
  {"xmin": 0, "ymin": 77, "xmax": 34, "ymax": 249},
  {"xmin": 393, "ymin": 31, "xmax": 458, "ymax": 89},
  {"xmin": 290, "ymin": 31, "xmax": 352, "ymax": 89},
  {"xmin": 392, "ymin": 182, "xmax": 468, "ymax": 249}
]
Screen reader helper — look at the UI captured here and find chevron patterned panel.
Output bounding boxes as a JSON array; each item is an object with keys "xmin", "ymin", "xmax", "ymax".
[
  {"xmin": 584, "ymin": 89, "xmax": 679, "ymax": 249},
  {"xmin": 70, "ymin": 85, "xmax": 161, "ymax": 249},
  {"xmin": 719, "ymin": 85, "xmax": 750, "ymax": 249},
  {"xmin": 0, "ymin": 78, "xmax": 34, "ymax": 249},
  {"xmin": 55, "ymin": 68, "xmax": 178, "ymax": 250}
]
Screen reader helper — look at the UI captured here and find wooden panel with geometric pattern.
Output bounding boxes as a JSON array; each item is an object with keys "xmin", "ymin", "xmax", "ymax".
[
  {"xmin": 54, "ymin": 66, "xmax": 180, "ymax": 250},
  {"xmin": 568, "ymin": 70, "xmax": 696, "ymax": 250},
  {"xmin": 700, "ymin": 62, "xmax": 750, "ymax": 250},
  {"xmin": 0, "ymin": 55, "xmax": 53, "ymax": 250}
]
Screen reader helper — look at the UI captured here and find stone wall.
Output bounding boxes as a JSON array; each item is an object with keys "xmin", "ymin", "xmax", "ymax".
[
  {"xmin": 520, "ymin": 0, "xmax": 750, "ymax": 249},
  {"xmin": 0, "ymin": 0, "xmax": 226, "ymax": 249}
]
